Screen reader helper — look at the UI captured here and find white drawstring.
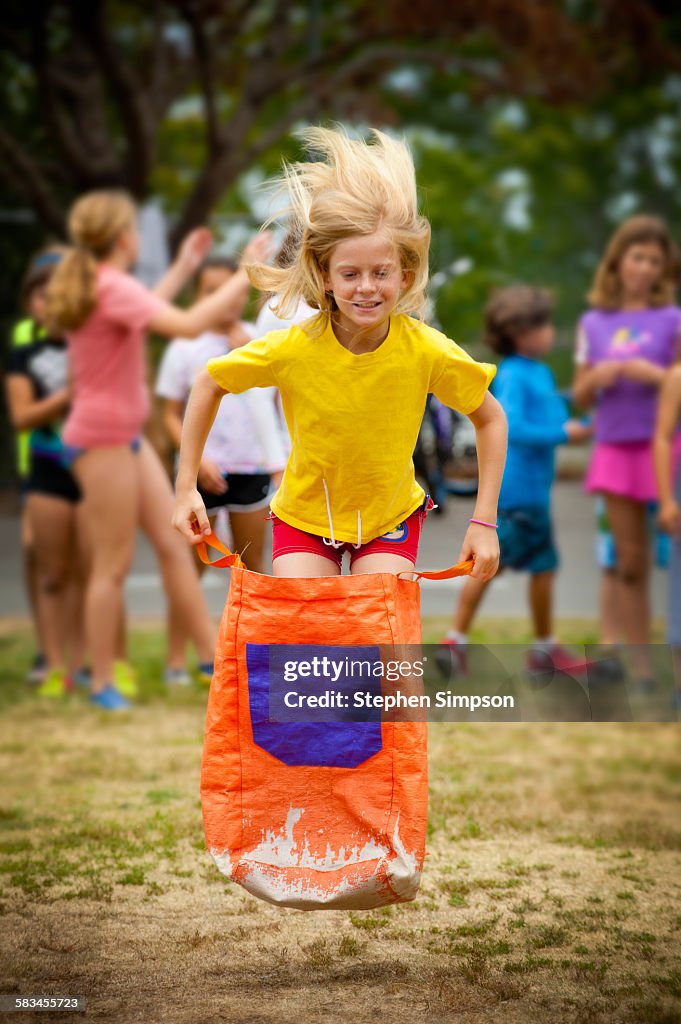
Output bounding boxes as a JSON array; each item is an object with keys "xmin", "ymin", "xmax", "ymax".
[
  {"xmin": 353, "ymin": 510, "xmax": 362, "ymax": 549},
  {"xmin": 322, "ymin": 478, "xmax": 362, "ymax": 549},
  {"xmin": 322, "ymin": 478, "xmax": 343, "ymax": 548}
]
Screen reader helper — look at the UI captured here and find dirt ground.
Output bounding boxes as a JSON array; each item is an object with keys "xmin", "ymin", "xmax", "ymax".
[{"xmin": 1, "ymin": 632, "xmax": 680, "ymax": 1024}]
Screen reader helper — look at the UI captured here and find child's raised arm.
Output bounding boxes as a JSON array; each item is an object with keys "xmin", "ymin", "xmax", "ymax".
[
  {"xmin": 458, "ymin": 392, "xmax": 507, "ymax": 580},
  {"xmin": 655, "ymin": 366, "xmax": 681, "ymax": 535},
  {"xmin": 153, "ymin": 227, "xmax": 214, "ymax": 302},
  {"xmin": 172, "ymin": 369, "xmax": 228, "ymax": 543},
  {"xmin": 148, "ymin": 232, "xmax": 273, "ymax": 341}
]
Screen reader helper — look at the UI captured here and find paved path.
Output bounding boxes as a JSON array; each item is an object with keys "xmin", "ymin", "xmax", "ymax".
[{"xmin": 0, "ymin": 481, "xmax": 667, "ymax": 624}]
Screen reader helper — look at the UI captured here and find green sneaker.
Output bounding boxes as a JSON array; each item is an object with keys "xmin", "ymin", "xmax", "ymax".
[
  {"xmin": 113, "ymin": 661, "xmax": 138, "ymax": 699},
  {"xmin": 196, "ymin": 661, "xmax": 214, "ymax": 687},
  {"xmin": 37, "ymin": 668, "xmax": 71, "ymax": 698}
]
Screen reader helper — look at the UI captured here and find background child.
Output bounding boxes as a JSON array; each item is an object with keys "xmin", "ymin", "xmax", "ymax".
[
  {"xmin": 46, "ymin": 189, "xmax": 271, "ymax": 709},
  {"xmin": 573, "ymin": 215, "xmax": 681, "ymax": 691},
  {"xmin": 654, "ymin": 363, "xmax": 681, "ymax": 710},
  {"xmin": 8, "ymin": 252, "xmax": 61, "ymax": 684},
  {"xmin": 5, "ymin": 248, "xmax": 86, "ymax": 695},
  {"xmin": 172, "ymin": 127, "xmax": 506, "ymax": 583},
  {"xmin": 156, "ymin": 256, "xmax": 287, "ymax": 683},
  {"xmin": 438, "ymin": 285, "xmax": 591, "ymax": 676}
]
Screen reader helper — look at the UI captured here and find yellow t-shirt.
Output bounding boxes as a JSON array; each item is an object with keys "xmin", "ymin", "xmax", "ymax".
[{"xmin": 207, "ymin": 314, "xmax": 495, "ymax": 543}]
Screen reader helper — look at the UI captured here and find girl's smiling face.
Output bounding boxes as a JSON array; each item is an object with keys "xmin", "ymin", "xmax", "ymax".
[
  {"xmin": 323, "ymin": 231, "xmax": 409, "ymax": 344},
  {"xmin": 617, "ymin": 241, "xmax": 666, "ymax": 305}
]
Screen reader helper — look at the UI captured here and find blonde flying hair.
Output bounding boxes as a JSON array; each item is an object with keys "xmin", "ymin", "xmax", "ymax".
[
  {"xmin": 46, "ymin": 190, "xmax": 137, "ymax": 331},
  {"xmin": 248, "ymin": 126, "xmax": 431, "ymax": 331},
  {"xmin": 588, "ymin": 214, "xmax": 680, "ymax": 310}
]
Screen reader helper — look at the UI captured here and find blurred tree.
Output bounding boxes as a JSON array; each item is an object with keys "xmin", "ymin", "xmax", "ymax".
[
  {"xmin": 405, "ymin": 75, "xmax": 681, "ymax": 364},
  {"xmin": 1, "ymin": 0, "xmax": 680, "ymax": 249}
]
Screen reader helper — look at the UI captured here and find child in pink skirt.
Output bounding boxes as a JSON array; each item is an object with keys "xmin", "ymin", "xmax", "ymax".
[{"xmin": 573, "ymin": 215, "xmax": 681, "ymax": 689}]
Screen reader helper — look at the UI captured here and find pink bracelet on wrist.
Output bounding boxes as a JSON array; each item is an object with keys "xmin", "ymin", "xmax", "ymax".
[{"xmin": 469, "ymin": 517, "xmax": 498, "ymax": 529}]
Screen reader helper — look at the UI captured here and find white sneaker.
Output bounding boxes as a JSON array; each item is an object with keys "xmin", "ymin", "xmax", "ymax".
[{"xmin": 164, "ymin": 667, "xmax": 192, "ymax": 687}]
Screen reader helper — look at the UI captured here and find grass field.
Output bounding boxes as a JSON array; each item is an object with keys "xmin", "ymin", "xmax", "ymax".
[{"xmin": 1, "ymin": 623, "xmax": 680, "ymax": 1024}]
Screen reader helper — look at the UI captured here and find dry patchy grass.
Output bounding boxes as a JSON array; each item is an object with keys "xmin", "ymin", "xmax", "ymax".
[{"xmin": 0, "ymin": 626, "xmax": 680, "ymax": 1024}]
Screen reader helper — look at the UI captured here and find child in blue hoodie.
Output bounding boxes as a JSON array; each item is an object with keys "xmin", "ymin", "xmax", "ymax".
[{"xmin": 439, "ymin": 285, "xmax": 591, "ymax": 676}]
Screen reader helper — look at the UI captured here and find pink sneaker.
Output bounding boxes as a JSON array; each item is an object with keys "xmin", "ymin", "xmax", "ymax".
[
  {"xmin": 526, "ymin": 644, "xmax": 592, "ymax": 679},
  {"xmin": 434, "ymin": 638, "xmax": 468, "ymax": 679}
]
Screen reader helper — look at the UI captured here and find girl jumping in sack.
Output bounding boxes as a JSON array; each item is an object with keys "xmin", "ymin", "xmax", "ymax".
[{"xmin": 173, "ymin": 127, "xmax": 507, "ymax": 580}]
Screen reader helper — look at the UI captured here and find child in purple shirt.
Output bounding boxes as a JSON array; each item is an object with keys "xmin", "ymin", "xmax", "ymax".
[{"xmin": 573, "ymin": 214, "xmax": 681, "ymax": 691}]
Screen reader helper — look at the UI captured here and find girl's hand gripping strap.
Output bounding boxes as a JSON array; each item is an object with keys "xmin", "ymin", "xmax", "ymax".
[
  {"xmin": 196, "ymin": 530, "xmax": 245, "ymax": 570},
  {"xmin": 399, "ymin": 559, "xmax": 475, "ymax": 582}
]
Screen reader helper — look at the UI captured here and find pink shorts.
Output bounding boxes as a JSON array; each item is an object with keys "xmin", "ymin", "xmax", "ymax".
[
  {"xmin": 270, "ymin": 500, "xmax": 433, "ymax": 569},
  {"xmin": 585, "ymin": 436, "xmax": 681, "ymax": 503}
]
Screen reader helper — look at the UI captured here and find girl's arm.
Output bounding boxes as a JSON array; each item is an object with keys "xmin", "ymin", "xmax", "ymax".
[
  {"xmin": 162, "ymin": 397, "xmax": 185, "ymax": 451},
  {"xmin": 5, "ymin": 374, "xmax": 69, "ymax": 431},
  {"xmin": 153, "ymin": 228, "xmax": 213, "ymax": 302},
  {"xmin": 163, "ymin": 397, "xmax": 227, "ymax": 495},
  {"xmin": 172, "ymin": 369, "xmax": 227, "ymax": 542},
  {"xmin": 654, "ymin": 367, "xmax": 681, "ymax": 534},
  {"xmin": 148, "ymin": 232, "xmax": 273, "ymax": 340},
  {"xmin": 457, "ymin": 392, "xmax": 507, "ymax": 581},
  {"xmin": 619, "ymin": 358, "xmax": 681, "ymax": 387},
  {"xmin": 621, "ymin": 324, "xmax": 681, "ymax": 386},
  {"xmin": 572, "ymin": 362, "xmax": 622, "ymax": 409}
]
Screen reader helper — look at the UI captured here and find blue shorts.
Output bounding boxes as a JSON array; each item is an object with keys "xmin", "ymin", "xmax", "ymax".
[
  {"xmin": 61, "ymin": 437, "xmax": 141, "ymax": 468},
  {"xmin": 498, "ymin": 505, "xmax": 558, "ymax": 575}
]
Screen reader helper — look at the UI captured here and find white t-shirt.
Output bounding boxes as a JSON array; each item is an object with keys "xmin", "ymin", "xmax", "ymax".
[
  {"xmin": 254, "ymin": 296, "xmax": 316, "ymax": 335},
  {"xmin": 155, "ymin": 328, "xmax": 287, "ymax": 474}
]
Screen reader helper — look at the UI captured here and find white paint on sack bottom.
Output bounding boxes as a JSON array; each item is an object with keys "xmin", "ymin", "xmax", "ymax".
[
  {"xmin": 249, "ymin": 806, "xmax": 390, "ymax": 870},
  {"xmin": 386, "ymin": 811, "xmax": 421, "ymax": 900},
  {"xmin": 211, "ymin": 848, "xmax": 232, "ymax": 876},
  {"xmin": 210, "ymin": 805, "xmax": 421, "ymax": 909}
]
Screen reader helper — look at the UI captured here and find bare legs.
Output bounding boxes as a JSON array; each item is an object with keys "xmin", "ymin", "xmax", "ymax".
[
  {"xmin": 74, "ymin": 441, "xmax": 217, "ymax": 693},
  {"xmin": 453, "ymin": 576, "xmax": 491, "ymax": 635},
  {"xmin": 602, "ymin": 493, "xmax": 652, "ymax": 680},
  {"xmin": 451, "ymin": 569, "xmax": 554, "ymax": 640},
  {"xmin": 165, "ymin": 516, "xmax": 216, "ymax": 673},
  {"xmin": 24, "ymin": 494, "xmax": 81, "ymax": 673},
  {"xmin": 137, "ymin": 439, "xmax": 216, "ymax": 665},
  {"xmin": 165, "ymin": 504, "xmax": 269, "ymax": 672},
  {"xmin": 20, "ymin": 509, "xmax": 46, "ymax": 670},
  {"xmin": 229, "ymin": 508, "xmax": 268, "ymax": 574},
  {"xmin": 599, "ymin": 569, "xmax": 621, "ymax": 645},
  {"xmin": 529, "ymin": 571, "xmax": 553, "ymax": 640},
  {"xmin": 73, "ymin": 446, "xmax": 139, "ymax": 692},
  {"xmin": 273, "ymin": 552, "xmax": 340, "ymax": 577}
]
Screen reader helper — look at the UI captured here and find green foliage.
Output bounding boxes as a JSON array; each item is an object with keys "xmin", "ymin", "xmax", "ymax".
[{"xmin": 403, "ymin": 80, "xmax": 681, "ymax": 357}]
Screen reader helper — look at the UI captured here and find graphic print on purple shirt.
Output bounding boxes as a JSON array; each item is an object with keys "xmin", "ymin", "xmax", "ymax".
[{"xmin": 579, "ymin": 306, "xmax": 681, "ymax": 444}]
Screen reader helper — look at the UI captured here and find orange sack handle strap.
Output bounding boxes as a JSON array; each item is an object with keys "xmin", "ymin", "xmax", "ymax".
[
  {"xmin": 400, "ymin": 559, "xmax": 475, "ymax": 581},
  {"xmin": 196, "ymin": 530, "xmax": 245, "ymax": 570},
  {"xmin": 197, "ymin": 528, "xmax": 472, "ymax": 579}
]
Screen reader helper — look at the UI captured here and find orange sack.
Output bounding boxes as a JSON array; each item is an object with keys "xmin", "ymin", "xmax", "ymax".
[{"xmin": 199, "ymin": 533, "xmax": 472, "ymax": 911}]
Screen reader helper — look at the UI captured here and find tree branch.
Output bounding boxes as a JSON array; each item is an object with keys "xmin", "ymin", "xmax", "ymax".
[
  {"xmin": 185, "ymin": 4, "xmax": 222, "ymax": 157},
  {"xmin": 170, "ymin": 39, "xmax": 510, "ymax": 247},
  {"xmin": 30, "ymin": 17, "xmax": 98, "ymax": 183},
  {"xmin": 0, "ymin": 125, "xmax": 66, "ymax": 236},
  {"xmin": 73, "ymin": 0, "xmax": 154, "ymax": 195},
  {"xmin": 149, "ymin": 0, "xmax": 169, "ymax": 122}
]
